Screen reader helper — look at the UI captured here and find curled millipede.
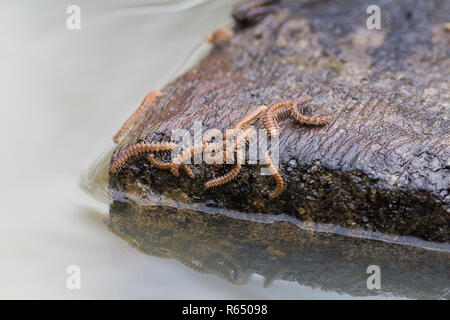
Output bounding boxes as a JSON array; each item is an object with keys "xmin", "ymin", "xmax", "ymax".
[
  {"xmin": 148, "ymin": 154, "xmax": 172, "ymax": 170},
  {"xmin": 273, "ymin": 107, "xmax": 291, "ymax": 124},
  {"xmin": 289, "ymin": 105, "xmax": 333, "ymax": 125},
  {"xmin": 231, "ymin": 105, "xmax": 267, "ymax": 130},
  {"xmin": 204, "ymin": 126, "xmax": 254, "ymax": 189},
  {"xmin": 173, "ymin": 144, "xmax": 207, "ymax": 166},
  {"xmin": 204, "ymin": 147, "xmax": 245, "ymax": 189},
  {"xmin": 109, "ymin": 141, "xmax": 177, "ymax": 173},
  {"xmin": 191, "ymin": 105, "xmax": 266, "ymax": 169},
  {"xmin": 168, "ymin": 163, "xmax": 196, "ymax": 178},
  {"xmin": 172, "ymin": 106, "xmax": 267, "ymax": 175},
  {"xmin": 201, "ymin": 105, "xmax": 266, "ymax": 166},
  {"xmin": 149, "ymin": 153, "xmax": 196, "ymax": 177},
  {"xmin": 264, "ymin": 151, "xmax": 284, "ymax": 199},
  {"xmin": 110, "ymin": 90, "xmax": 332, "ymax": 200},
  {"xmin": 149, "ymin": 154, "xmax": 195, "ymax": 177},
  {"xmin": 264, "ymin": 96, "xmax": 313, "ymax": 136},
  {"xmin": 113, "ymin": 90, "xmax": 161, "ymax": 143},
  {"xmin": 205, "ymin": 24, "xmax": 234, "ymax": 46},
  {"xmin": 234, "ymin": 125, "xmax": 257, "ymax": 152},
  {"xmin": 170, "ymin": 165, "xmax": 180, "ymax": 177}
]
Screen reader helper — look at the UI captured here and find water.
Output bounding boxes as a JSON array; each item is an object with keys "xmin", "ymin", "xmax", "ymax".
[{"xmin": 0, "ymin": 0, "xmax": 448, "ymax": 299}]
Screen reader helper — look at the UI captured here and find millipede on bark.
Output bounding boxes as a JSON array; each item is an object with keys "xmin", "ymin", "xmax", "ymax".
[
  {"xmin": 110, "ymin": 92, "xmax": 332, "ymax": 200},
  {"xmin": 204, "ymin": 126, "xmax": 255, "ymax": 188},
  {"xmin": 204, "ymin": 163, "xmax": 242, "ymax": 189},
  {"xmin": 263, "ymin": 96, "xmax": 313, "ymax": 136},
  {"xmin": 264, "ymin": 151, "xmax": 284, "ymax": 199},
  {"xmin": 113, "ymin": 90, "xmax": 161, "ymax": 143},
  {"xmin": 171, "ymin": 106, "xmax": 266, "ymax": 177},
  {"xmin": 148, "ymin": 154, "xmax": 172, "ymax": 170},
  {"xmin": 109, "ymin": 141, "xmax": 177, "ymax": 173},
  {"xmin": 204, "ymin": 149, "xmax": 245, "ymax": 189},
  {"xmin": 149, "ymin": 154, "xmax": 196, "ymax": 178},
  {"xmin": 205, "ymin": 24, "xmax": 234, "ymax": 46},
  {"xmin": 231, "ymin": 105, "xmax": 267, "ymax": 130},
  {"xmin": 289, "ymin": 104, "xmax": 333, "ymax": 125},
  {"xmin": 181, "ymin": 164, "xmax": 196, "ymax": 178},
  {"xmin": 171, "ymin": 144, "xmax": 208, "ymax": 176}
]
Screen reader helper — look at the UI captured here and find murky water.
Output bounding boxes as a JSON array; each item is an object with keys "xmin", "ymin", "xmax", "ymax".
[{"xmin": 1, "ymin": 0, "xmax": 448, "ymax": 299}]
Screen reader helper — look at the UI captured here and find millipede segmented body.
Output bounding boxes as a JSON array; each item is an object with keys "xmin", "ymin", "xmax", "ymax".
[
  {"xmin": 171, "ymin": 106, "xmax": 266, "ymax": 177},
  {"xmin": 113, "ymin": 90, "xmax": 161, "ymax": 143},
  {"xmin": 264, "ymin": 96, "xmax": 313, "ymax": 136},
  {"xmin": 204, "ymin": 163, "xmax": 242, "ymax": 189},
  {"xmin": 110, "ymin": 93, "xmax": 332, "ymax": 200},
  {"xmin": 170, "ymin": 143, "xmax": 209, "ymax": 176},
  {"xmin": 289, "ymin": 104, "xmax": 333, "ymax": 125},
  {"xmin": 148, "ymin": 154, "xmax": 172, "ymax": 170},
  {"xmin": 273, "ymin": 107, "xmax": 290, "ymax": 124},
  {"xmin": 204, "ymin": 150, "xmax": 246, "ymax": 189},
  {"xmin": 204, "ymin": 126, "xmax": 256, "ymax": 188},
  {"xmin": 109, "ymin": 141, "xmax": 176, "ymax": 173},
  {"xmin": 264, "ymin": 151, "xmax": 284, "ymax": 199},
  {"xmin": 181, "ymin": 164, "xmax": 196, "ymax": 178},
  {"xmin": 231, "ymin": 105, "xmax": 267, "ymax": 130},
  {"xmin": 205, "ymin": 24, "xmax": 234, "ymax": 46}
]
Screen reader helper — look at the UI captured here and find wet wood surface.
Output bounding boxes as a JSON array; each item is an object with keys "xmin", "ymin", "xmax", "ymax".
[{"xmin": 110, "ymin": 0, "xmax": 450, "ymax": 242}]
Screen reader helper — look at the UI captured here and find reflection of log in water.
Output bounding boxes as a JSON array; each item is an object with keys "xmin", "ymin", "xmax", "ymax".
[{"xmin": 109, "ymin": 200, "xmax": 450, "ymax": 299}]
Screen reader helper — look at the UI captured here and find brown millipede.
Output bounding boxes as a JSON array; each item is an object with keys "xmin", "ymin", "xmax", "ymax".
[
  {"xmin": 205, "ymin": 24, "xmax": 234, "ymax": 46},
  {"xmin": 109, "ymin": 141, "xmax": 176, "ymax": 173},
  {"xmin": 113, "ymin": 90, "xmax": 161, "ymax": 143},
  {"xmin": 231, "ymin": 105, "xmax": 267, "ymax": 130},
  {"xmin": 289, "ymin": 105, "xmax": 333, "ymax": 125},
  {"xmin": 264, "ymin": 151, "xmax": 284, "ymax": 199},
  {"xmin": 110, "ymin": 91, "xmax": 332, "ymax": 200},
  {"xmin": 264, "ymin": 96, "xmax": 313, "ymax": 137},
  {"xmin": 148, "ymin": 154, "xmax": 172, "ymax": 170}
]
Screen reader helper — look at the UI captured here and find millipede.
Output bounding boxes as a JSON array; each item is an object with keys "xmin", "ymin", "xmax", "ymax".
[
  {"xmin": 170, "ymin": 143, "xmax": 209, "ymax": 176},
  {"xmin": 289, "ymin": 104, "xmax": 333, "ymax": 125},
  {"xmin": 204, "ymin": 163, "xmax": 242, "ymax": 189},
  {"xmin": 148, "ymin": 154, "xmax": 172, "ymax": 170},
  {"xmin": 263, "ymin": 96, "xmax": 313, "ymax": 137},
  {"xmin": 113, "ymin": 90, "xmax": 161, "ymax": 143},
  {"xmin": 205, "ymin": 24, "xmax": 234, "ymax": 46},
  {"xmin": 109, "ymin": 141, "xmax": 177, "ymax": 173},
  {"xmin": 264, "ymin": 151, "xmax": 284, "ymax": 199},
  {"xmin": 231, "ymin": 105, "xmax": 267, "ymax": 130},
  {"xmin": 204, "ymin": 126, "xmax": 256, "ymax": 189},
  {"xmin": 148, "ymin": 153, "xmax": 196, "ymax": 178},
  {"xmin": 170, "ymin": 105, "xmax": 266, "ymax": 176},
  {"xmin": 110, "ymin": 93, "xmax": 332, "ymax": 199},
  {"xmin": 180, "ymin": 164, "xmax": 196, "ymax": 178}
]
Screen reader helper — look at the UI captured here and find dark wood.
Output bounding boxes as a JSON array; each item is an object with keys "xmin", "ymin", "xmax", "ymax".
[{"xmin": 110, "ymin": 0, "xmax": 450, "ymax": 242}]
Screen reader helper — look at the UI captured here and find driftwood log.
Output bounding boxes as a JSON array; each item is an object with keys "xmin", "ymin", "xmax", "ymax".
[{"xmin": 109, "ymin": 0, "xmax": 450, "ymax": 242}]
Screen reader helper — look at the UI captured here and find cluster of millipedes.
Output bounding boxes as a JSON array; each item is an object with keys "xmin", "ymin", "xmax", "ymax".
[{"xmin": 110, "ymin": 91, "xmax": 332, "ymax": 199}]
